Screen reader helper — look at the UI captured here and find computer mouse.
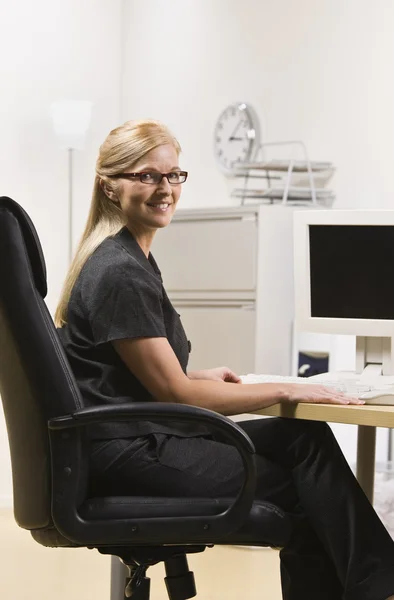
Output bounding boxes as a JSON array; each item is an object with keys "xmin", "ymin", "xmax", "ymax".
[{"xmin": 358, "ymin": 390, "xmax": 394, "ymax": 406}]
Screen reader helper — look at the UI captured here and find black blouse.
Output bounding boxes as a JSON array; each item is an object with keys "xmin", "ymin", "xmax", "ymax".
[{"xmin": 58, "ymin": 227, "xmax": 206, "ymax": 440}]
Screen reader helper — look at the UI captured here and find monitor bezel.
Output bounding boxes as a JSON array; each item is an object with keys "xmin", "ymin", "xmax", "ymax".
[{"xmin": 294, "ymin": 209, "xmax": 394, "ymax": 337}]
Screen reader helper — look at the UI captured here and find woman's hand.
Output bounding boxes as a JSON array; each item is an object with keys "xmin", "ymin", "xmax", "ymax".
[
  {"xmin": 188, "ymin": 367, "xmax": 242, "ymax": 384},
  {"xmin": 283, "ymin": 383, "xmax": 365, "ymax": 405}
]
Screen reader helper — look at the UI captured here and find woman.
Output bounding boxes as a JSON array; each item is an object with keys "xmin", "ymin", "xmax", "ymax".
[{"xmin": 56, "ymin": 119, "xmax": 394, "ymax": 600}]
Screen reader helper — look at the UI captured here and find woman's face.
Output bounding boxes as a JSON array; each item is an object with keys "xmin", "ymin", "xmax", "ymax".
[{"xmin": 113, "ymin": 143, "xmax": 183, "ymax": 239}]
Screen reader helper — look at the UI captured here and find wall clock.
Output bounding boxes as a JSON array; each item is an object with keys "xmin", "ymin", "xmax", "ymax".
[{"xmin": 214, "ymin": 102, "xmax": 260, "ymax": 174}]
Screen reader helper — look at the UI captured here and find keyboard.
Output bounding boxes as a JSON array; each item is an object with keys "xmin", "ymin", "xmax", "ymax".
[{"xmin": 240, "ymin": 373, "xmax": 394, "ymax": 405}]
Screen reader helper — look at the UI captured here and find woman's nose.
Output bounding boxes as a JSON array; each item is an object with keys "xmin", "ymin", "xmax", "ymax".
[{"xmin": 157, "ymin": 176, "xmax": 172, "ymax": 193}]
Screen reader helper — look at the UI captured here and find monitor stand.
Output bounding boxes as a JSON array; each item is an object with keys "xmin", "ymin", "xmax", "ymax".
[
  {"xmin": 355, "ymin": 336, "xmax": 393, "ymax": 501},
  {"xmin": 356, "ymin": 336, "xmax": 394, "ymax": 377}
]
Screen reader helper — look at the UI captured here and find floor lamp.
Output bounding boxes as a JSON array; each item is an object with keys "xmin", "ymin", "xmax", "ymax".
[{"xmin": 50, "ymin": 100, "xmax": 93, "ymax": 263}]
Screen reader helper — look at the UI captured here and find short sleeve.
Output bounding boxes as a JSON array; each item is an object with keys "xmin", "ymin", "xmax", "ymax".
[{"xmin": 80, "ymin": 262, "xmax": 166, "ymax": 346}]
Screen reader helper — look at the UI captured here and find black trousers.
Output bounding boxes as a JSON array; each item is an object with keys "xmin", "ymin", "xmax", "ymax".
[{"xmin": 90, "ymin": 418, "xmax": 394, "ymax": 600}]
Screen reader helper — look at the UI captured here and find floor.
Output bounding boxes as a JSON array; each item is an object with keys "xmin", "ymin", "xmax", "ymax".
[{"xmin": 0, "ymin": 508, "xmax": 282, "ymax": 600}]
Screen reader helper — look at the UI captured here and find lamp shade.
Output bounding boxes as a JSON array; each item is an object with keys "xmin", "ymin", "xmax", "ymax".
[{"xmin": 50, "ymin": 100, "xmax": 93, "ymax": 150}]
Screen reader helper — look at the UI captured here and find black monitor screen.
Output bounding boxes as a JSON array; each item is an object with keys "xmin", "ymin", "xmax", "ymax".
[{"xmin": 309, "ymin": 225, "xmax": 394, "ymax": 319}]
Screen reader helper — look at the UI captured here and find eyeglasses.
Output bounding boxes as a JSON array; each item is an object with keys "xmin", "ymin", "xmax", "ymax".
[{"xmin": 110, "ymin": 171, "xmax": 188, "ymax": 185}]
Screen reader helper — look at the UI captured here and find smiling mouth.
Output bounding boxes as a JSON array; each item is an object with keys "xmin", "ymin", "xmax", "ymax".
[{"xmin": 146, "ymin": 202, "xmax": 172, "ymax": 210}]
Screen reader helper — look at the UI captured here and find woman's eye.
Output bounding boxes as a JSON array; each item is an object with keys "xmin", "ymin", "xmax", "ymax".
[
  {"xmin": 141, "ymin": 173, "xmax": 154, "ymax": 182},
  {"xmin": 168, "ymin": 173, "xmax": 180, "ymax": 182}
]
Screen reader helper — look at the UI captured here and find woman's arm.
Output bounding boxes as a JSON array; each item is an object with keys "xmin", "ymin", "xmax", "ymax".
[{"xmin": 113, "ymin": 337, "xmax": 364, "ymax": 416}]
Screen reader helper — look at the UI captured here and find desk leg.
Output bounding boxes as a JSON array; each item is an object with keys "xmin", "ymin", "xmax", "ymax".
[{"xmin": 356, "ymin": 425, "xmax": 376, "ymax": 503}]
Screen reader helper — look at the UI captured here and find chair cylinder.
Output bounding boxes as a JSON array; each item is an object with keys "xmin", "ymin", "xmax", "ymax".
[{"xmin": 164, "ymin": 555, "xmax": 196, "ymax": 600}]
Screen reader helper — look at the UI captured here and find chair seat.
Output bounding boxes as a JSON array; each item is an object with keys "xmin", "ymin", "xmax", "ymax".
[
  {"xmin": 80, "ymin": 496, "xmax": 291, "ymax": 547},
  {"xmin": 31, "ymin": 497, "xmax": 291, "ymax": 549}
]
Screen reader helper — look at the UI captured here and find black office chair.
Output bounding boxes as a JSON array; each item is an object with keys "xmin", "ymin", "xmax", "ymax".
[{"xmin": 0, "ymin": 196, "xmax": 291, "ymax": 600}]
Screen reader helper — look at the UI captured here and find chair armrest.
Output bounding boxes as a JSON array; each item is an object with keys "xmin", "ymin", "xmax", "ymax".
[
  {"xmin": 48, "ymin": 403, "xmax": 257, "ymax": 546},
  {"xmin": 49, "ymin": 402, "xmax": 254, "ymax": 451}
]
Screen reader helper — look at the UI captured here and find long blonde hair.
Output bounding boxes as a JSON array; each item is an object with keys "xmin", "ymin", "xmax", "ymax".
[{"xmin": 54, "ymin": 119, "xmax": 181, "ymax": 327}]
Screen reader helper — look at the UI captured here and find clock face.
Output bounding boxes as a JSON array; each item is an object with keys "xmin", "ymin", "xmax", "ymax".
[{"xmin": 214, "ymin": 102, "xmax": 260, "ymax": 173}]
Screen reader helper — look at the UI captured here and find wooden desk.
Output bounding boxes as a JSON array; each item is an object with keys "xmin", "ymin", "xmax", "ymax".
[{"xmin": 253, "ymin": 403, "xmax": 394, "ymax": 502}]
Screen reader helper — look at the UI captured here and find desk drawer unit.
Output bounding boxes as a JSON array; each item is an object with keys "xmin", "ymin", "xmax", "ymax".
[{"xmin": 153, "ymin": 213, "xmax": 257, "ymax": 293}]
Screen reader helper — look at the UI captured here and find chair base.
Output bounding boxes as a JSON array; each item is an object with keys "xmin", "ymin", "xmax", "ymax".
[{"xmin": 103, "ymin": 546, "xmax": 205, "ymax": 600}]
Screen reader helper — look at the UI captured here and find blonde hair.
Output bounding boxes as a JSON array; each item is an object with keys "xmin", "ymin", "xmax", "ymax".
[{"xmin": 54, "ymin": 119, "xmax": 181, "ymax": 327}]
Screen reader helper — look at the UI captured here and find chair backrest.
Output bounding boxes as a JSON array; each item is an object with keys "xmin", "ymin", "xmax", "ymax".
[{"xmin": 0, "ymin": 197, "xmax": 83, "ymax": 531}]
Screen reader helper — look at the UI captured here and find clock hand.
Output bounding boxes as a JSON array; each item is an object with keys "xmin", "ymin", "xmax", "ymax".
[
  {"xmin": 228, "ymin": 119, "xmax": 242, "ymax": 142},
  {"xmin": 229, "ymin": 136, "xmax": 244, "ymax": 141}
]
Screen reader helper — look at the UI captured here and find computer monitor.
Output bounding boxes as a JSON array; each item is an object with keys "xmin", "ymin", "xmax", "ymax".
[{"xmin": 293, "ymin": 210, "xmax": 394, "ymax": 375}]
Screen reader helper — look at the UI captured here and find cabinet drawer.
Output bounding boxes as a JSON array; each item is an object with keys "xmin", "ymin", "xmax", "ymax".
[
  {"xmin": 175, "ymin": 304, "xmax": 256, "ymax": 375},
  {"xmin": 152, "ymin": 216, "xmax": 257, "ymax": 292}
]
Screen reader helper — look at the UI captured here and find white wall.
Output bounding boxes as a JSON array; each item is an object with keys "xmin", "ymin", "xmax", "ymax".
[
  {"xmin": 0, "ymin": 0, "xmax": 123, "ymax": 505},
  {"xmin": 122, "ymin": 0, "xmax": 394, "ymax": 211},
  {"xmin": 121, "ymin": 0, "xmax": 394, "ymax": 466}
]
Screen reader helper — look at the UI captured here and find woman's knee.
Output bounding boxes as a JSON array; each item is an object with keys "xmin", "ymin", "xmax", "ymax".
[
  {"xmin": 295, "ymin": 422, "xmax": 345, "ymax": 467},
  {"xmin": 240, "ymin": 417, "xmax": 336, "ymax": 461},
  {"xmin": 269, "ymin": 419, "xmax": 333, "ymax": 457},
  {"xmin": 264, "ymin": 417, "xmax": 331, "ymax": 439},
  {"xmin": 296, "ymin": 419, "xmax": 331, "ymax": 435}
]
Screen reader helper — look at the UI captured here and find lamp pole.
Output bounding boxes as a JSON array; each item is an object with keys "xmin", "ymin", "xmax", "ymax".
[{"xmin": 50, "ymin": 99, "xmax": 93, "ymax": 265}]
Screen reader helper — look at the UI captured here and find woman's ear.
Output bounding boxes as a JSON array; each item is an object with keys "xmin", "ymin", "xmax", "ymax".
[{"xmin": 100, "ymin": 179, "xmax": 118, "ymax": 201}]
